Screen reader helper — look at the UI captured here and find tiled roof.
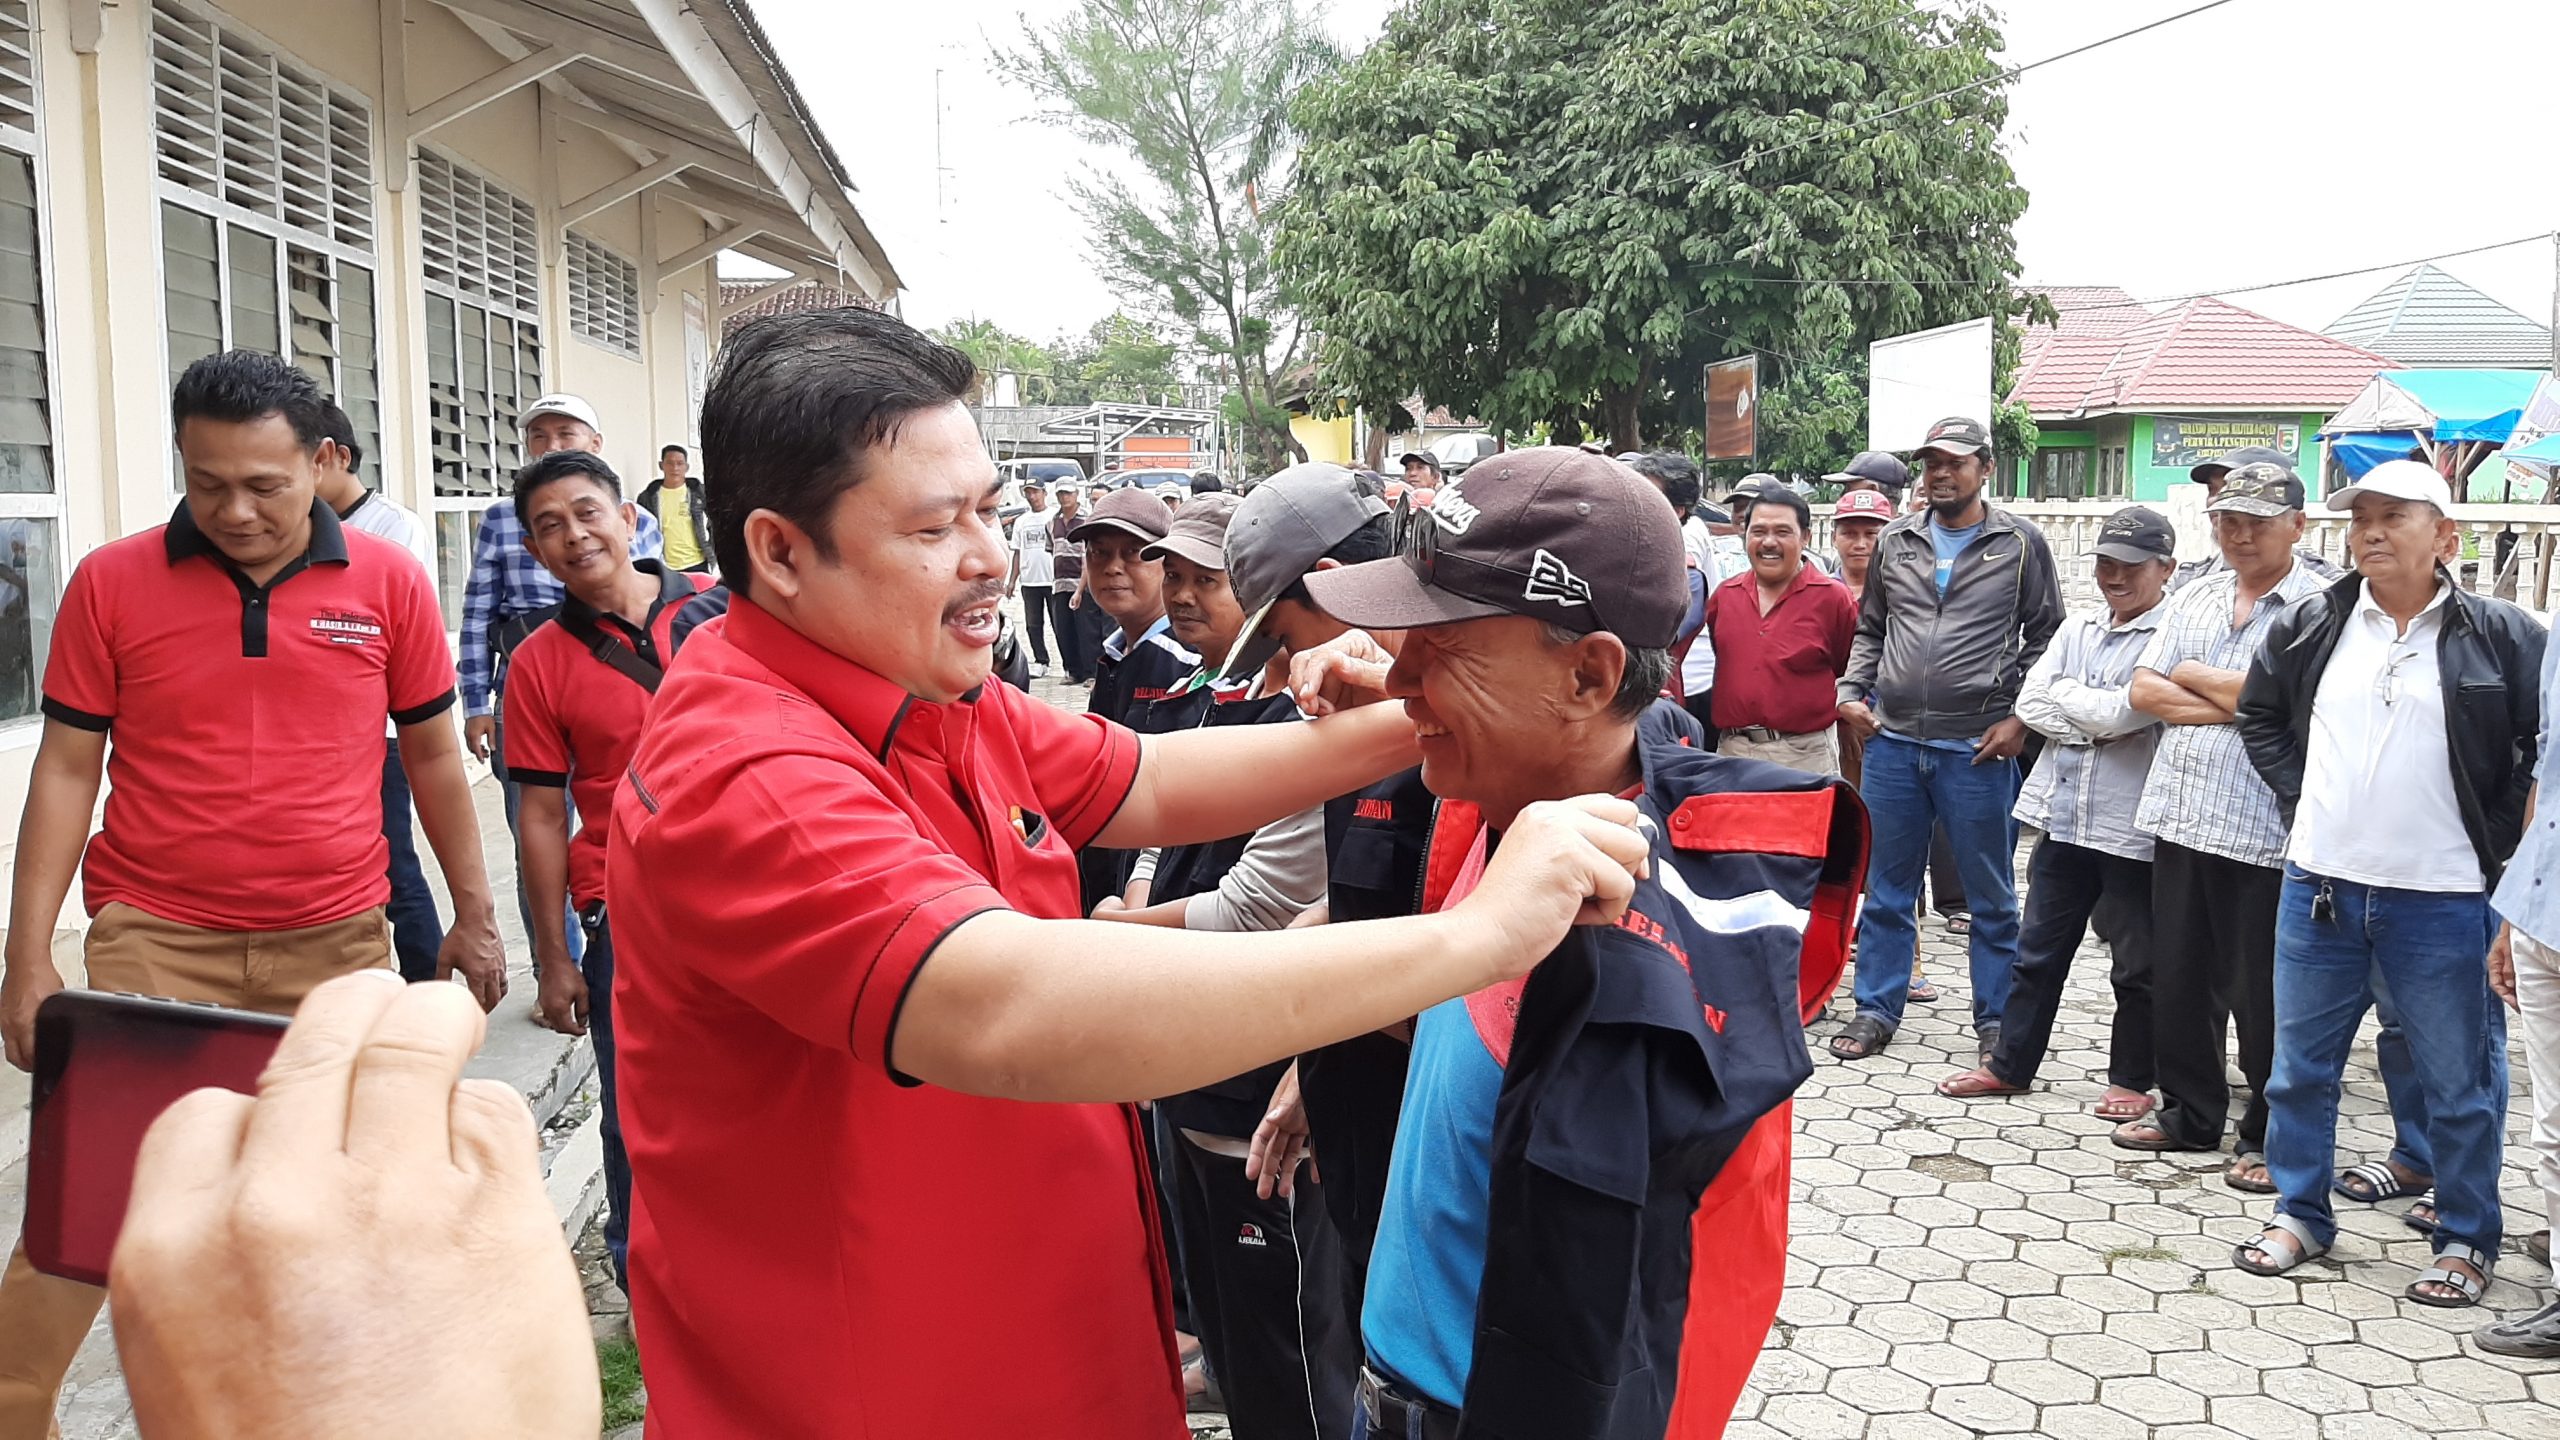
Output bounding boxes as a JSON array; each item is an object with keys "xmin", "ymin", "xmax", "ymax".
[
  {"xmin": 2024, "ymin": 286, "xmax": 2152, "ymax": 338},
  {"xmin": 2325, "ymin": 264, "xmax": 2554, "ymax": 369},
  {"xmin": 718, "ymin": 278, "xmax": 881, "ymax": 335},
  {"xmin": 2009, "ymin": 296, "xmax": 2391, "ymax": 418}
]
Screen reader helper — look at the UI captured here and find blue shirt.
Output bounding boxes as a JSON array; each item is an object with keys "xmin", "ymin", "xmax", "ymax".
[
  {"xmin": 1929, "ymin": 519, "xmax": 1982, "ymax": 596},
  {"xmin": 2494, "ymin": 621, "xmax": 2560, "ymax": 946},
  {"xmin": 1363, "ymin": 994, "xmax": 1504, "ymax": 1407},
  {"xmin": 459, "ymin": 498, "xmax": 661, "ymax": 716}
]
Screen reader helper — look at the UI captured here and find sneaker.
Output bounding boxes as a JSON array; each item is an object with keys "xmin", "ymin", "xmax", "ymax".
[
  {"xmin": 1030, "ymin": 663, "xmax": 1050, "ymax": 679},
  {"xmin": 2476, "ymin": 1297, "xmax": 2560, "ymax": 1358}
]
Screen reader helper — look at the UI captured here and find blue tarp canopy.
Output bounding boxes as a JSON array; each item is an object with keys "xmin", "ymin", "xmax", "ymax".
[
  {"xmin": 2327, "ymin": 431, "xmax": 2424, "ymax": 480},
  {"xmin": 2321, "ymin": 369, "xmax": 2546, "ymax": 446},
  {"xmin": 2506, "ymin": 432, "xmax": 2560, "ymax": 476}
]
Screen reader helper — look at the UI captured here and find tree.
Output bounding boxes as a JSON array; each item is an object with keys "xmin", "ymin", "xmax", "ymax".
[
  {"xmin": 1278, "ymin": 0, "xmax": 2032, "ymax": 453},
  {"xmin": 928, "ymin": 316, "xmax": 1057, "ymax": 404},
  {"xmin": 994, "ymin": 0, "xmax": 1336, "ymax": 473}
]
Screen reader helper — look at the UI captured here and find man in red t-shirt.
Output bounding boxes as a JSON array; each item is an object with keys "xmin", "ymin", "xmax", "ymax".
[
  {"xmin": 501, "ymin": 449, "xmax": 715, "ymax": 1292},
  {"xmin": 0, "ymin": 351, "xmax": 506, "ymax": 1435},
  {"xmin": 1704, "ymin": 485, "xmax": 1857, "ymax": 777},
  {"xmin": 607, "ymin": 308, "xmax": 1654, "ymax": 1438}
]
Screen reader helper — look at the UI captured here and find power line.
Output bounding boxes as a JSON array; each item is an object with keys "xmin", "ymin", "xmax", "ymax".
[
  {"xmin": 1703, "ymin": 0, "xmax": 2246, "ymax": 180},
  {"xmin": 2050, "ymin": 231, "xmax": 2560, "ymax": 313}
]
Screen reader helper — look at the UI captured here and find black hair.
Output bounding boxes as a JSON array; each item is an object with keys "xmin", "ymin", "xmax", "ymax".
[
  {"xmin": 661, "ymin": 444, "xmax": 688, "ymax": 459},
  {"xmin": 1624, "ymin": 451, "xmax": 1702, "ymax": 514},
  {"xmin": 317, "ymin": 400, "xmax": 363, "ymax": 473},
  {"xmin": 1191, "ymin": 473, "xmax": 1225, "ymax": 494},
  {"xmin": 1278, "ymin": 512, "xmax": 1396, "ymax": 607},
  {"xmin": 513, "ymin": 448, "xmax": 624, "ymax": 517},
  {"xmin": 1745, "ymin": 487, "xmax": 1813, "ymax": 534},
  {"xmin": 701, "ymin": 307, "xmax": 976, "ymax": 598},
  {"xmin": 171, "ymin": 349, "xmax": 332, "ymax": 450}
]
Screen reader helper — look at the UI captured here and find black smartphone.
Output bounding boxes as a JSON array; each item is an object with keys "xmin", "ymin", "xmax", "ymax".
[{"xmin": 24, "ymin": 991, "xmax": 288, "ymax": 1286}]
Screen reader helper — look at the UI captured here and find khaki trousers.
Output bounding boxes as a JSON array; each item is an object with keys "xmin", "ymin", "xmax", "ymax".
[
  {"xmin": 1716, "ymin": 727, "xmax": 1842, "ymax": 778},
  {"xmin": 0, "ymin": 903, "xmax": 388, "ymax": 1440}
]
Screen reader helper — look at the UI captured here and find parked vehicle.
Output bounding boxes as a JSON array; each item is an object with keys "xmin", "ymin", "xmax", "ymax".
[{"xmin": 995, "ymin": 458, "xmax": 1088, "ymax": 533}]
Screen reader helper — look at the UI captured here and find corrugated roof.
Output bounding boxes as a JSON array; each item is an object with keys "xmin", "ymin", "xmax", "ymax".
[
  {"xmin": 2010, "ymin": 296, "xmax": 2391, "ymax": 418},
  {"xmin": 2325, "ymin": 264, "xmax": 2551, "ymax": 368}
]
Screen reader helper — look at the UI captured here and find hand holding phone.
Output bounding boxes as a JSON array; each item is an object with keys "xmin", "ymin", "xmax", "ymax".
[{"xmin": 108, "ymin": 971, "xmax": 599, "ymax": 1439}]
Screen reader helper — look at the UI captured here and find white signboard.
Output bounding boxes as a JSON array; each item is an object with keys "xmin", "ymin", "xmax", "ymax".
[
  {"xmin": 682, "ymin": 290, "xmax": 711, "ymax": 448},
  {"xmin": 1869, "ymin": 317, "xmax": 1995, "ymax": 453}
]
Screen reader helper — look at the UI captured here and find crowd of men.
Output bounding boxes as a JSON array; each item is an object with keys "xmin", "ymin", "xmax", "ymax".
[{"xmin": 0, "ymin": 304, "xmax": 2555, "ymax": 1440}]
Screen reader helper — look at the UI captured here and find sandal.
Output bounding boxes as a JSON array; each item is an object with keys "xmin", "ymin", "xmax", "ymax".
[
  {"xmin": 2333, "ymin": 1161, "xmax": 2432, "ymax": 1205},
  {"xmin": 1830, "ymin": 1015, "xmax": 1893, "ymax": 1061},
  {"xmin": 1907, "ymin": 972, "xmax": 1941, "ymax": 1003},
  {"xmin": 2092, "ymin": 1088, "xmax": 2154, "ymax": 1122},
  {"xmin": 2406, "ymin": 1243, "xmax": 2491, "ymax": 1309},
  {"xmin": 1945, "ymin": 912, "xmax": 1973, "ymax": 936},
  {"xmin": 1938, "ymin": 1066, "xmax": 2029, "ymax": 1099},
  {"xmin": 2110, "ymin": 1119, "xmax": 2212, "ymax": 1153},
  {"xmin": 2232, "ymin": 1215, "xmax": 2328, "ymax": 1277},
  {"xmin": 2403, "ymin": 1197, "xmax": 2439, "ymax": 1235},
  {"xmin": 2225, "ymin": 1150, "xmax": 2277, "ymax": 1195}
]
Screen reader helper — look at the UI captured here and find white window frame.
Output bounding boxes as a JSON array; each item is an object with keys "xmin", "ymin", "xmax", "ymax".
[
  {"xmin": 0, "ymin": 0, "xmax": 66, "ymax": 740},
  {"xmin": 149, "ymin": 0, "xmax": 380, "ymax": 487},
  {"xmin": 565, "ymin": 230, "xmax": 640, "ymax": 359},
  {"xmin": 417, "ymin": 150, "xmax": 546, "ymax": 629}
]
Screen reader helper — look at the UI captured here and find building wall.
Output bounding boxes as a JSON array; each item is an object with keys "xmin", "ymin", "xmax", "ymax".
[
  {"xmin": 0, "ymin": 0, "xmax": 749, "ymax": 932},
  {"xmin": 1289, "ymin": 413, "xmax": 1354, "ymax": 466},
  {"xmin": 2125, "ymin": 412, "xmax": 2331, "ymax": 502}
]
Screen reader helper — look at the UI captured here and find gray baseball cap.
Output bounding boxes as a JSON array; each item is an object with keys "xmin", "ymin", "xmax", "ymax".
[{"xmin": 1212, "ymin": 463, "xmax": 1389, "ymax": 684}]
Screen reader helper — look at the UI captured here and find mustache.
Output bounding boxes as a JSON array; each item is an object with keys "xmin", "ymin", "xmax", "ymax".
[{"xmin": 943, "ymin": 582, "xmax": 1006, "ymax": 621}]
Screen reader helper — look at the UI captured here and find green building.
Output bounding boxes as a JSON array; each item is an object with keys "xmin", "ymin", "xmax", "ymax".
[{"xmin": 2007, "ymin": 293, "xmax": 2392, "ymax": 502}]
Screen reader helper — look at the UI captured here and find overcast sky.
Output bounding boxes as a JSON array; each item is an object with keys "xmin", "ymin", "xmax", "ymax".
[{"xmin": 755, "ymin": 0, "xmax": 2559, "ymax": 347}]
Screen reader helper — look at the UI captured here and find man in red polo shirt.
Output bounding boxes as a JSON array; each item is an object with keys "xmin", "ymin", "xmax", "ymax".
[
  {"xmin": 1706, "ymin": 484, "xmax": 1857, "ymax": 777},
  {"xmin": 607, "ymin": 308, "xmax": 1650, "ymax": 1439},
  {"xmin": 0, "ymin": 350, "xmax": 505, "ymax": 1436},
  {"xmin": 501, "ymin": 448, "xmax": 715, "ymax": 1294}
]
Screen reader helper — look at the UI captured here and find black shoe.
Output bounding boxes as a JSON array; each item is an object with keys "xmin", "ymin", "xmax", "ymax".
[{"xmin": 2475, "ymin": 1298, "xmax": 2560, "ymax": 1359}]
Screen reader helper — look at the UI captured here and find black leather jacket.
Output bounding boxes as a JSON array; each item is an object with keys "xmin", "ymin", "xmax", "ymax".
[{"xmin": 2236, "ymin": 571, "xmax": 2546, "ymax": 884}]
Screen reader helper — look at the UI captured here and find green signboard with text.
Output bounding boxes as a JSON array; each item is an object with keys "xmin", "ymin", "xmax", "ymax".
[{"xmin": 2150, "ymin": 417, "xmax": 2302, "ymax": 471}]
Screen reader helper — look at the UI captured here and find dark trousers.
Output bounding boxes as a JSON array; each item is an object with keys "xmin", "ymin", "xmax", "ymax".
[
  {"xmin": 1170, "ymin": 1129, "xmax": 1357, "ymax": 1440},
  {"xmin": 579, "ymin": 906, "xmax": 630, "ymax": 1289},
  {"xmin": 494, "ymin": 716, "xmax": 583, "ymax": 969},
  {"xmin": 1019, "ymin": 583, "xmax": 1054, "ymax": 666},
  {"xmin": 380, "ymin": 736, "xmax": 445, "ymax": 982},
  {"xmin": 2149, "ymin": 841, "xmax": 2280, "ymax": 1151},
  {"xmin": 1075, "ymin": 593, "xmax": 1113, "ymax": 682},
  {"xmin": 1047, "ymin": 588, "xmax": 1090, "ymax": 681},
  {"xmin": 1988, "ymin": 838, "xmax": 2155, "ymax": 1090}
]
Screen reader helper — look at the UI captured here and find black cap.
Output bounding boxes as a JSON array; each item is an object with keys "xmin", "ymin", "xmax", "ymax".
[
  {"xmin": 2090, "ymin": 505, "xmax": 2176, "ymax": 563},
  {"xmin": 2203, "ymin": 462, "xmax": 2307, "ymax": 517},
  {"xmin": 1822, "ymin": 450, "xmax": 1911, "ymax": 491},
  {"xmin": 1915, "ymin": 416, "xmax": 1992, "ymax": 457},
  {"xmin": 1723, "ymin": 472, "xmax": 1780, "ymax": 505},
  {"xmin": 1305, "ymin": 448, "xmax": 1687, "ymax": 649},
  {"xmin": 2188, "ymin": 445, "xmax": 2291, "ymax": 485},
  {"xmin": 1396, "ymin": 451, "xmax": 1443, "ymax": 473}
]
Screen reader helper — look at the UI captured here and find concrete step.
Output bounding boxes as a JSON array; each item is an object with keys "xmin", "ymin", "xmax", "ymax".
[{"xmin": 0, "ymin": 773, "xmax": 602, "ymax": 1440}]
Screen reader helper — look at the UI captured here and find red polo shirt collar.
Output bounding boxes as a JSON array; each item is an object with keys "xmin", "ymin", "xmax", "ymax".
[{"xmin": 721, "ymin": 596, "xmax": 940, "ymax": 761}]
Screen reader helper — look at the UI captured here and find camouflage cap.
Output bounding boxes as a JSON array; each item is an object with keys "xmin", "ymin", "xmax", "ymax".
[{"xmin": 2202, "ymin": 462, "xmax": 2305, "ymax": 518}]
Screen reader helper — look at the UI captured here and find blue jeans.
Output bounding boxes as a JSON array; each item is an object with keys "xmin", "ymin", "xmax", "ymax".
[
  {"xmin": 380, "ymin": 736, "xmax": 446, "ymax": 982},
  {"xmin": 580, "ymin": 907, "xmax": 630, "ymax": 1288},
  {"xmin": 1851, "ymin": 732, "xmax": 2022, "ymax": 1032},
  {"xmin": 494, "ymin": 716, "xmax": 583, "ymax": 967},
  {"xmin": 2264, "ymin": 871, "xmax": 2506, "ymax": 1256}
]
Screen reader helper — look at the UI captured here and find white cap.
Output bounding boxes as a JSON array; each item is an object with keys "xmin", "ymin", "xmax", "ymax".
[
  {"xmin": 521, "ymin": 393, "xmax": 602, "ymax": 435},
  {"xmin": 2327, "ymin": 458, "xmax": 2451, "ymax": 512}
]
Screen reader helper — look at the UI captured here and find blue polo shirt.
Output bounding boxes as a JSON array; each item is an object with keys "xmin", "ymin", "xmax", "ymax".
[{"xmin": 1362, "ymin": 993, "xmax": 1503, "ymax": 1406}]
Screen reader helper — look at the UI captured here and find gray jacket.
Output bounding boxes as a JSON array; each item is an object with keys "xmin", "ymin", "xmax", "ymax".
[{"xmin": 1837, "ymin": 507, "xmax": 2065, "ymax": 741}]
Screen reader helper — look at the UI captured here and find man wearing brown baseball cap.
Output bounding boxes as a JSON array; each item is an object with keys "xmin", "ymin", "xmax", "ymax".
[{"xmin": 1299, "ymin": 447, "xmax": 1867, "ymax": 1440}]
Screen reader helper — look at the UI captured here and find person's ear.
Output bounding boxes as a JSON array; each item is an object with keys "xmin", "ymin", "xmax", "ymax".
[
  {"xmin": 620, "ymin": 501, "xmax": 640, "ymax": 534},
  {"xmin": 1561, "ymin": 631, "xmax": 1628, "ymax": 721},
  {"xmin": 742, "ymin": 508, "xmax": 822, "ymax": 601}
]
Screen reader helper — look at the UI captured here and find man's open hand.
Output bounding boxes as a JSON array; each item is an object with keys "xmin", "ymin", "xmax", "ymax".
[
  {"xmin": 1449, "ymin": 795, "xmax": 1649, "ymax": 986},
  {"xmin": 111, "ymin": 971, "xmax": 597, "ymax": 1440}
]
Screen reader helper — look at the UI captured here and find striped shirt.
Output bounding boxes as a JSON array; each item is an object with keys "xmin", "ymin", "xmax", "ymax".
[
  {"xmin": 2132, "ymin": 561, "xmax": 2329, "ymax": 867},
  {"xmin": 2012, "ymin": 604, "xmax": 2168, "ymax": 862}
]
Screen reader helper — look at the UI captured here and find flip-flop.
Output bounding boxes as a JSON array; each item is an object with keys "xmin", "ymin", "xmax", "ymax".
[
  {"xmin": 2111, "ymin": 1119, "xmax": 2211, "ymax": 1153},
  {"xmin": 2092, "ymin": 1090, "xmax": 2154, "ymax": 1122},
  {"xmin": 2225, "ymin": 1151, "xmax": 2277, "ymax": 1195},
  {"xmin": 1907, "ymin": 976, "xmax": 1942, "ymax": 1003},
  {"xmin": 2403, "ymin": 1197, "xmax": 2439, "ymax": 1235},
  {"xmin": 1830, "ymin": 1015, "xmax": 1893, "ymax": 1061},
  {"xmin": 2333, "ymin": 1161, "xmax": 2432, "ymax": 1204},
  {"xmin": 1938, "ymin": 1066, "xmax": 2030, "ymax": 1098},
  {"xmin": 1945, "ymin": 913, "xmax": 1973, "ymax": 935},
  {"xmin": 2232, "ymin": 1216, "xmax": 2327, "ymax": 1277}
]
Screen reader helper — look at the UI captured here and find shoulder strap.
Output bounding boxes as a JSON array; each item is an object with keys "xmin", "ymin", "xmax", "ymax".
[{"xmin": 557, "ymin": 611, "xmax": 664, "ymax": 694}]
